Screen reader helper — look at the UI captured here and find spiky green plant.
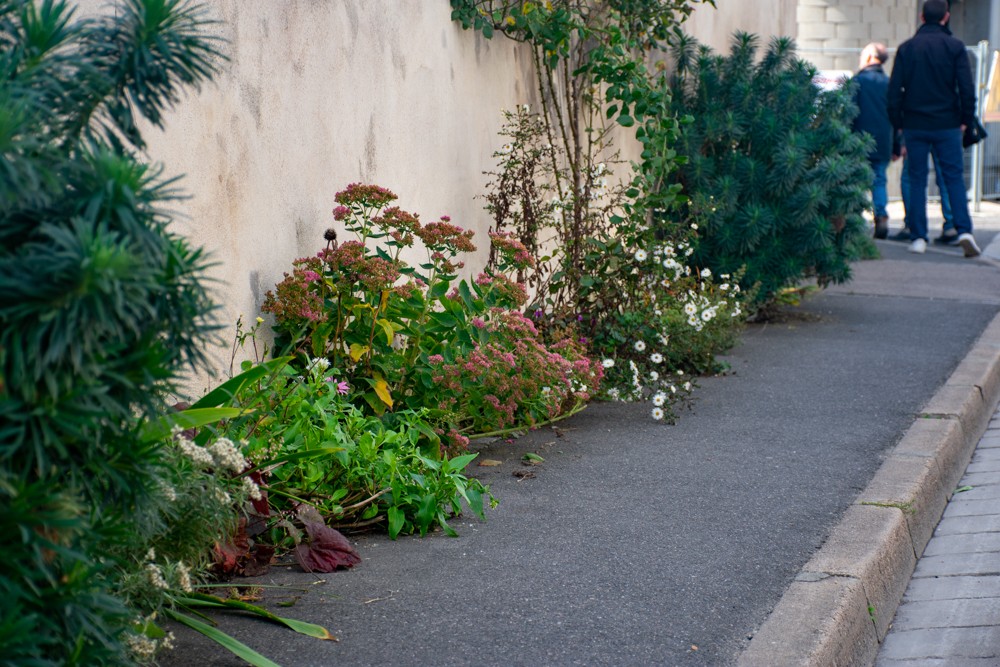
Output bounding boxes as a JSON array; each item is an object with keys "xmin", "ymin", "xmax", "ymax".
[
  {"xmin": 0, "ymin": 0, "xmax": 221, "ymax": 662},
  {"xmin": 662, "ymin": 32, "xmax": 873, "ymax": 311}
]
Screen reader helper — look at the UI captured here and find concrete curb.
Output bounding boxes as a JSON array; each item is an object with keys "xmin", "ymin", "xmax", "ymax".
[{"xmin": 737, "ymin": 311, "xmax": 1000, "ymax": 667}]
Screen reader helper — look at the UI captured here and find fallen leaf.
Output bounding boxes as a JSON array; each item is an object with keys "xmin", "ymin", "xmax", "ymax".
[
  {"xmin": 513, "ymin": 469, "xmax": 536, "ymax": 479},
  {"xmin": 294, "ymin": 507, "xmax": 362, "ymax": 573},
  {"xmin": 478, "ymin": 459, "xmax": 503, "ymax": 467}
]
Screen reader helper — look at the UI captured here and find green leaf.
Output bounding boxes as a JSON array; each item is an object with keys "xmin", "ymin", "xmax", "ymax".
[
  {"xmin": 388, "ymin": 506, "xmax": 405, "ymax": 539},
  {"xmin": 164, "ymin": 609, "xmax": 283, "ymax": 667},
  {"xmin": 177, "ymin": 593, "xmax": 335, "ymax": 640},
  {"xmin": 445, "ymin": 453, "xmax": 479, "ymax": 473},
  {"xmin": 375, "ymin": 319, "xmax": 395, "ymax": 346},
  {"xmin": 141, "ymin": 407, "xmax": 246, "ymax": 443},
  {"xmin": 466, "ymin": 487, "xmax": 485, "ymax": 518},
  {"xmin": 191, "ymin": 356, "xmax": 294, "ymax": 409},
  {"xmin": 617, "ymin": 114, "xmax": 634, "ymax": 127},
  {"xmin": 415, "ymin": 494, "xmax": 437, "ymax": 534},
  {"xmin": 523, "ymin": 452, "xmax": 544, "ymax": 463}
]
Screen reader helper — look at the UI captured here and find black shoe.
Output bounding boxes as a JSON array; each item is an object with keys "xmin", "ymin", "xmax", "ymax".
[
  {"xmin": 874, "ymin": 216, "xmax": 889, "ymax": 240},
  {"xmin": 889, "ymin": 228, "xmax": 911, "ymax": 242},
  {"xmin": 933, "ymin": 232, "xmax": 959, "ymax": 246}
]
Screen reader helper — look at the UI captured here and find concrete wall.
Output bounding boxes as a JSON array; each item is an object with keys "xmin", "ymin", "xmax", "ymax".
[
  {"xmin": 67, "ymin": 0, "xmax": 801, "ymax": 395},
  {"xmin": 683, "ymin": 0, "xmax": 799, "ymax": 53}
]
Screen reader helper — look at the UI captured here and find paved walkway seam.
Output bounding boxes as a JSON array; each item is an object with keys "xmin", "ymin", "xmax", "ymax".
[{"xmin": 737, "ymin": 311, "xmax": 1000, "ymax": 667}]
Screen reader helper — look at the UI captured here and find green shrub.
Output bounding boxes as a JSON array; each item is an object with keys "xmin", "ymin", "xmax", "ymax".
[
  {"xmin": 0, "ymin": 0, "xmax": 221, "ymax": 662},
  {"xmin": 261, "ymin": 184, "xmax": 602, "ymax": 442},
  {"xmin": 199, "ymin": 350, "xmax": 496, "ymax": 542},
  {"xmin": 662, "ymin": 32, "xmax": 873, "ymax": 311},
  {"xmin": 484, "ymin": 107, "xmax": 749, "ymax": 419}
]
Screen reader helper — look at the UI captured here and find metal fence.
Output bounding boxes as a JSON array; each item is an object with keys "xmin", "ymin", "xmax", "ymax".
[{"xmin": 800, "ymin": 42, "xmax": 999, "ymax": 210}]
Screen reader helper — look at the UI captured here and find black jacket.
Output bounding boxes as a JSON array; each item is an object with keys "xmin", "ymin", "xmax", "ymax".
[
  {"xmin": 852, "ymin": 64, "xmax": 893, "ymax": 161},
  {"xmin": 887, "ymin": 23, "xmax": 976, "ymax": 131}
]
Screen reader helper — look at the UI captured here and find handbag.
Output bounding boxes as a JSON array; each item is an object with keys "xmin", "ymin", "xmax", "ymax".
[{"xmin": 963, "ymin": 117, "xmax": 989, "ymax": 148}]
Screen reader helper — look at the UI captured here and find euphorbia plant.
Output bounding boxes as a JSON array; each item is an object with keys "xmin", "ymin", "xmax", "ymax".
[{"xmin": 262, "ymin": 184, "xmax": 601, "ymax": 444}]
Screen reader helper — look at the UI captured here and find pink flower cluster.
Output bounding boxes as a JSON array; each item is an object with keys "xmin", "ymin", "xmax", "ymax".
[
  {"xmin": 427, "ymin": 311, "xmax": 603, "ymax": 433},
  {"xmin": 334, "ymin": 183, "xmax": 397, "ymax": 208},
  {"xmin": 488, "ymin": 231, "xmax": 536, "ymax": 270},
  {"xmin": 262, "ymin": 256, "xmax": 327, "ymax": 326}
]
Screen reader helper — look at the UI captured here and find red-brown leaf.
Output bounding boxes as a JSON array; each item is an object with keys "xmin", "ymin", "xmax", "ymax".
[{"xmin": 294, "ymin": 519, "xmax": 361, "ymax": 573}]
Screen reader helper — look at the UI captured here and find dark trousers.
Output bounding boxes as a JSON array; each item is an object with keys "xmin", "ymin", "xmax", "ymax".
[{"xmin": 902, "ymin": 128, "xmax": 971, "ymax": 241}]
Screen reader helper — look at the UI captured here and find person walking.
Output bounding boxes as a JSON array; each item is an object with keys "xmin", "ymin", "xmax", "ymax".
[
  {"xmin": 853, "ymin": 42, "xmax": 896, "ymax": 239},
  {"xmin": 892, "ymin": 143, "xmax": 956, "ymax": 244},
  {"xmin": 887, "ymin": 0, "xmax": 980, "ymax": 257}
]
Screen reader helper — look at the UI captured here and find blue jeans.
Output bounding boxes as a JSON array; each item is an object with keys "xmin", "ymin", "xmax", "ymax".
[
  {"xmin": 901, "ymin": 149, "xmax": 954, "ymax": 232},
  {"xmin": 870, "ymin": 159, "xmax": 888, "ymax": 218},
  {"xmin": 901, "ymin": 128, "xmax": 971, "ymax": 241}
]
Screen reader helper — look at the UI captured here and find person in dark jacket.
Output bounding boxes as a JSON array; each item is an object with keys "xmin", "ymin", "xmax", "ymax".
[
  {"xmin": 887, "ymin": 0, "xmax": 980, "ymax": 257},
  {"xmin": 853, "ymin": 43, "xmax": 896, "ymax": 239}
]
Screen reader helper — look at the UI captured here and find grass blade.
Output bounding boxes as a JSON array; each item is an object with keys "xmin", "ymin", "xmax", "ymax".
[
  {"xmin": 178, "ymin": 593, "xmax": 336, "ymax": 641},
  {"xmin": 164, "ymin": 608, "xmax": 283, "ymax": 667}
]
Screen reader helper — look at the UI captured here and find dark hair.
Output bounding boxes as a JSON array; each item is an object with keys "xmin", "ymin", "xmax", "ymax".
[{"xmin": 923, "ymin": 0, "xmax": 948, "ymax": 23}]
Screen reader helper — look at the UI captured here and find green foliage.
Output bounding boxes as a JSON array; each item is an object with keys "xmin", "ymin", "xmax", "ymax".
[
  {"xmin": 662, "ymin": 33, "xmax": 873, "ymax": 310},
  {"xmin": 0, "ymin": 0, "xmax": 222, "ymax": 662},
  {"xmin": 484, "ymin": 106, "xmax": 747, "ymax": 419},
  {"xmin": 453, "ymin": 0, "xmax": 747, "ymax": 419},
  {"xmin": 261, "ymin": 184, "xmax": 602, "ymax": 443},
  {"xmin": 201, "ymin": 353, "xmax": 495, "ymax": 541}
]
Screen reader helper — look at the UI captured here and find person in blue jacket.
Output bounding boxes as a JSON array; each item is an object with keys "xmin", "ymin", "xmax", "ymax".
[
  {"xmin": 887, "ymin": 0, "xmax": 980, "ymax": 257},
  {"xmin": 853, "ymin": 42, "xmax": 896, "ymax": 239}
]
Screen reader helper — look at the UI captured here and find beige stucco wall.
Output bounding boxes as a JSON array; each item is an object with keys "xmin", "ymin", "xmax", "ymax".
[
  {"xmin": 67, "ymin": 1, "xmax": 801, "ymax": 396},
  {"xmin": 684, "ymin": 0, "xmax": 799, "ymax": 53}
]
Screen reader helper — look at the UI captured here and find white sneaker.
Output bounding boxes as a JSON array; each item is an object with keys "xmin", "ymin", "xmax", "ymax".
[
  {"xmin": 909, "ymin": 238, "xmax": 927, "ymax": 254},
  {"xmin": 958, "ymin": 233, "xmax": 981, "ymax": 258}
]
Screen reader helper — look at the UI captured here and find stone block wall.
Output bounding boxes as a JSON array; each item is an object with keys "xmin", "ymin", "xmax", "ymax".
[{"xmin": 796, "ymin": 0, "xmax": 918, "ymax": 71}]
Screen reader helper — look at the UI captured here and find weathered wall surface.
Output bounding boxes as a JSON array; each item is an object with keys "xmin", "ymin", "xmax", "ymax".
[
  {"xmin": 68, "ymin": 1, "xmax": 801, "ymax": 395},
  {"xmin": 684, "ymin": 0, "xmax": 799, "ymax": 53}
]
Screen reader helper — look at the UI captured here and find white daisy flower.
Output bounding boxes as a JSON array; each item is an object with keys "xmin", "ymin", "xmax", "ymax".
[
  {"xmin": 684, "ymin": 302, "xmax": 697, "ymax": 315},
  {"xmin": 650, "ymin": 352, "xmax": 663, "ymax": 364},
  {"xmin": 634, "ymin": 340, "xmax": 647, "ymax": 352},
  {"xmin": 651, "ymin": 407, "xmax": 665, "ymax": 420},
  {"xmin": 652, "ymin": 392, "xmax": 666, "ymax": 406},
  {"xmin": 602, "ymin": 358, "xmax": 615, "ymax": 368},
  {"xmin": 649, "ymin": 371, "xmax": 659, "ymax": 381},
  {"xmin": 700, "ymin": 268, "xmax": 711, "ymax": 278},
  {"xmin": 635, "ymin": 249, "xmax": 648, "ymax": 262}
]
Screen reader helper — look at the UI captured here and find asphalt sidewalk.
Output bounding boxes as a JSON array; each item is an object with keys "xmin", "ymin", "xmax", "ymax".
[{"xmin": 161, "ymin": 202, "xmax": 1000, "ymax": 667}]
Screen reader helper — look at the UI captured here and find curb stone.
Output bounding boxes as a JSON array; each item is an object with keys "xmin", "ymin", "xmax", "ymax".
[{"xmin": 736, "ymin": 311, "xmax": 1000, "ymax": 667}]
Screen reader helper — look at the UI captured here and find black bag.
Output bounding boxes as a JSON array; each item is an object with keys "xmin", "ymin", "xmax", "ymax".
[{"xmin": 963, "ymin": 117, "xmax": 989, "ymax": 148}]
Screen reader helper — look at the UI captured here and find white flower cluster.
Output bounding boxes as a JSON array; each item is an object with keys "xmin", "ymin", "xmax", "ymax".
[
  {"xmin": 125, "ymin": 615, "xmax": 176, "ymax": 661},
  {"xmin": 242, "ymin": 476, "xmax": 263, "ymax": 501},
  {"xmin": 207, "ymin": 437, "xmax": 247, "ymax": 475},
  {"xmin": 590, "ymin": 162, "xmax": 609, "ymax": 200},
  {"xmin": 306, "ymin": 356, "xmax": 330, "ymax": 380},
  {"xmin": 176, "ymin": 562, "xmax": 194, "ymax": 593},
  {"xmin": 176, "ymin": 436, "xmax": 213, "ymax": 467},
  {"xmin": 146, "ymin": 562, "xmax": 170, "ymax": 590}
]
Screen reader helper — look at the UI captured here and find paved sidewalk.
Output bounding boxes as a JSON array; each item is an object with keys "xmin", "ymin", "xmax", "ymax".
[{"xmin": 876, "ymin": 408, "xmax": 1000, "ymax": 666}]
